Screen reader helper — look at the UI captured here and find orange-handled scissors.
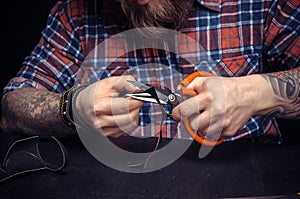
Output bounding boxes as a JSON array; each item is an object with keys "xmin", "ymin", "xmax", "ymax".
[{"xmin": 125, "ymin": 71, "xmax": 224, "ymax": 146}]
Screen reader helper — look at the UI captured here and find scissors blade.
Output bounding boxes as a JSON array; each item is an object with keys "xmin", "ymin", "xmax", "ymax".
[
  {"xmin": 127, "ymin": 80, "xmax": 169, "ymax": 104},
  {"xmin": 127, "ymin": 80, "xmax": 152, "ymax": 91},
  {"xmin": 125, "ymin": 92, "xmax": 168, "ymax": 104}
]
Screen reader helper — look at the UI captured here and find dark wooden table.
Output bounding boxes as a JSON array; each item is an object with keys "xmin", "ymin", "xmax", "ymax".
[{"xmin": 0, "ymin": 131, "xmax": 299, "ymax": 199}]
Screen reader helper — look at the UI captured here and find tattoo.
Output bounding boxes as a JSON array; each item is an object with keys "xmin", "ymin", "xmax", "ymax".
[
  {"xmin": 1, "ymin": 88, "xmax": 75, "ymax": 137},
  {"xmin": 267, "ymin": 71, "xmax": 299, "ymax": 99},
  {"xmin": 266, "ymin": 108, "xmax": 281, "ymax": 118},
  {"xmin": 263, "ymin": 69, "xmax": 300, "ymax": 118}
]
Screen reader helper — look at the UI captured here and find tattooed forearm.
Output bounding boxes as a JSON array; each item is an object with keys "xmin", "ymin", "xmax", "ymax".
[
  {"xmin": 263, "ymin": 68, "xmax": 300, "ymax": 119},
  {"xmin": 0, "ymin": 88, "xmax": 75, "ymax": 138}
]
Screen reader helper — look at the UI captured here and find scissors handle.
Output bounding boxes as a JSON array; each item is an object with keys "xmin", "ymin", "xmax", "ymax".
[
  {"xmin": 180, "ymin": 71, "xmax": 224, "ymax": 146},
  {"xmin": 180, "ymin": 71, "xmax": 215, "ymax": 96},
  {"xmin": 181, "ymin": 71, "xmax": 215, "ymax": 86},
  {"xmin": 183, "ymin": 119, "xmax": 224, "ymax": 146}
]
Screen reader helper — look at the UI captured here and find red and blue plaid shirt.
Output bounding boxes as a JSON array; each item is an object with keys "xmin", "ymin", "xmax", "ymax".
[{"xmin": 4, "ymin": 0, "xmax": 300, "ymax": 143}]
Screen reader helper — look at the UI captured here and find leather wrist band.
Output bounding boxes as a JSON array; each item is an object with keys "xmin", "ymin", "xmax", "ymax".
[
  {"xmin": 59, "ymin": 84, "xmax": 87, "ymax": 129},
  {"xmin": 70, "ymin": 84, "xmax": 90, "ymax": 130}
]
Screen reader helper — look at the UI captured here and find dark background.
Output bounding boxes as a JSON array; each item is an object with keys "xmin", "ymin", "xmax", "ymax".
[
  {"xmin": 1, "ymin": 0, "xmax": 299, "ymax": 142},
  {"xmin": 1, "ymin": 0, "xmax": 58, "ymax": 119},
  {"xmin": 1, "ymin": 0, "xmax": 58, "ymax": 106}
]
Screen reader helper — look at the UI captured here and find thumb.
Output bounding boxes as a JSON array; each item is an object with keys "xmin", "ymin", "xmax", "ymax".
[{"xmin": 113, "ymin": 75, "xmax": 138, "ymax": 92}]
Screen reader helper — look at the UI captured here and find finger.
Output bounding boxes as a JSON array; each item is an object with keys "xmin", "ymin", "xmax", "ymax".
[
  {"xmin": 199, "ymin": 121, "xmax": 224, "ymax": 141},
  {"xmin": 111, "ymin": 97, "xmax": 143, "ymax": 114},
  {"xmin": 118, "ymin": 120, "xmax": 140, "ymax": 135},
  {"xmin": 97, "ymin": 107, "xmax": 140, "ymax": 128},
  {"xmin": 95, "ymin": 76, "xmax": 138, "ymax": 98},
  {"xmin": 101, "ymin": 120, "xmax": 139, "ymax": 138},
  {"xmin": 217, "ymin": 122, "xmax": 246, "ymax": 139},
  {"xmin": 188, "ymin": 112, "xmax": 224, "ymax": 141},
  {"xmin": 96, "ymin": 97, "xmax": 143, "ymax": 115},
  {"xmin": 113, "ymin": 75, "xmax": 139, "ymax": 92},
  {"xmin": 100, "ymin": 127, "xmax": 123, "ymax": 138},
  {"xmin": 172, "ymin": 93, "xmax": 208, "ymax": 121},
  {"xmin": 188, "ymin": 111, "xmax": 210, "ymax": 133},
  {"xmin": 185, "ymin": 77, "xmax": 205, "ymax": 93}
]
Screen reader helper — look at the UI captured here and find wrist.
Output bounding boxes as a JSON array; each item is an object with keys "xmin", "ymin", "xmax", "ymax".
[
  {"xmin": 245, "ymin": 74, "xmax": 279, "ymax": 116},
  {"xmin": 59, "ymin": 84, "xmax": 88, "ymax": 129}
]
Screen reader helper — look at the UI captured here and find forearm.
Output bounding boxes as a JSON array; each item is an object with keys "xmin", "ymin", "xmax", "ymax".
[
  {"xmin": 261, "ymin": 68, "xmax": 300, "ymax": 119},
  {"xmin": 0, "ymin": 87, "xmax": 76, "ymax": 138}
]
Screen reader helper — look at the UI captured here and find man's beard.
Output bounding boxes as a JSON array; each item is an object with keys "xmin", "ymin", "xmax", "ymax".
[{"xmin": 120, "ymin": 0, "xmax": 192, "ymax": 31}]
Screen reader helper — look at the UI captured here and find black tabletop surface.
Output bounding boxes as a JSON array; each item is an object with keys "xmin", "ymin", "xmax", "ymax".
[{"xmin": 0, "ymin": 131, "xmax": 299, "ymax": 199}]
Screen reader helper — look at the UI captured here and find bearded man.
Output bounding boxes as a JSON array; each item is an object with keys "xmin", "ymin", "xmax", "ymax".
[{"xmin": 1, "ymin": 0, "xmax": 299, "ymax": 146}]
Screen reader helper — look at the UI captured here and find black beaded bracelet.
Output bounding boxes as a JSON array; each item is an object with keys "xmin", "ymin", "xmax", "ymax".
[
  {"xmin": 60, "ymin": 86, "xmax": 75, "ymax": 128},
  {"xmin": 59, "ymin": 84, "xmax": 87, "ymax": 128}
]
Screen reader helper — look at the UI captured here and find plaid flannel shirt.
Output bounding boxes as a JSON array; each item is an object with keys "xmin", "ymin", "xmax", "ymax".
[{"xmin": 4, "ymin": 0, "xmax": 300, "ymax": 143}]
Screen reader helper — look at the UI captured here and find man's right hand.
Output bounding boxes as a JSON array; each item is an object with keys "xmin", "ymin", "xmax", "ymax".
[{"xmin": 75, "ymin": 76, "xmax": 144, "ymax": 138}]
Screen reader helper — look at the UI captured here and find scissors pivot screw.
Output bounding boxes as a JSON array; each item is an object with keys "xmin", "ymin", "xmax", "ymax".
[{"xmin": 168, "ymin": 94, "xmax": 176, "ymax": 103}]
